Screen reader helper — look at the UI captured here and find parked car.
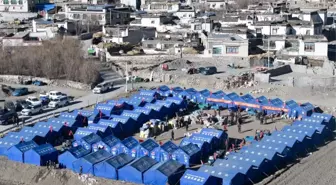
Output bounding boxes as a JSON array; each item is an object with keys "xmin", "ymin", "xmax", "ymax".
[
  {"xmin": 48, "ymin": 96, "xmax": 69, "ymax": 108},
  {"xmin": 32, "ymin": 80, "xmax": 46, "ymax": 86},
  {"xmin": 92, "ymin": 83, "xmax": 112, "ymax": 94},
  {"xmin": 0, "ymin": 109, "xmax": 18, "ymax": 125},
  {"xmin": 26, "ymin": 96, "xmax": 42, "ymax": 106},
  {"xmin": 21, "ymin": 104, "xmax": 43, "ymax": 116},
  {"xmin": 10, "ymin": 100, "xmax": 31, "ymax": 112},
  {"xmin": 41, "ymin": 91, "xmax": 65, "ymax": 100},
  {"xmin": 12, "ymin": 88, "xmax": 28, "ymax": 96},
  {"xmin": 201, "ymin": 66, "xmax": 217, "ymax": 75}
]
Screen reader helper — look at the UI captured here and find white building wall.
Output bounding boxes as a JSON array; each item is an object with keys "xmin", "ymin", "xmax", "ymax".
[
  {"xmin": 120, "ymin": 0, "xmax": 137, "ymax": 8},
  {"xmin": 275, "ymin": 40, "xmax": 285, "ymax": 50},
  {"xmin": 0, "ymin": 0, "xmax": 33, "ymax": 12},
  {"xmin": 140, "ymin": 17, "xmax": 161, "ymax": 27},
  {"xmin": 208, "ymin": 2, "xmax": 225, "ymax": 10},
  {"xmin": 299, "ymin": 41, "xmax": 328, "ymax": 57}
]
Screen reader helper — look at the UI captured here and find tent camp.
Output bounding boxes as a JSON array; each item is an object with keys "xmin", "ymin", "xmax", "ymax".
[
  {"xmin": 198, "ymin": 165, "xmax": 246, "ymax": 185},
  {"xmin": 138, "ymin": 139, "xmax": 160, "ymax": 159},
  {"xmin": 156, "ymin": 85, "xmax": 170, "ymax": 96},
  {"xmin": 294, "ymin": 103, "xmax": 315, "ymax": 117},
  {"xmin": 126, "ymin": 98, "xmax": 147, "ymax": 107},
  {"xmin": 159, "ymin": 141, "xmax": 178, "ymax": 162},
  {"xmin": 172, "ymin": 143, "xmax": 201, "ymax": 167},
  {"xmin": 180, "ymin": 169, "xmax": 221, "ymax": 185},
  {"xmin": 87, "ymin": 112, "xmax": 107, "ymax": 124},
  {"xmin": 132, "ymin": 95, "xmax": 156, "ymax": 104},
  {"xmin": 180, "ymin": 138, "xmax": 211, "ymax": 157},
  {"xmin": 138, "ymin": 90, "xmax": 160, "ymax": 98},
  {"xmin": 111, "ymin": 115, "xmax": 137, "ymax": 136},
  {"xmin": 121, "ymin": 110, "xmax": 148, "ymax": 129},
  {"xmin": 144, "ymin": 104, "xmax": 168, "ymax": 120},
  {"xmin": 293, "ymin": 121, "xmax": 329, "ymax": 141},
  {"xmin": 183, "ymin": 88, "xmax": 199, "ymax": 102},
  {"xmin": 226, "ymin": 92, "xmax": 246, "ymax": 108},
  {"xmin": 107, "ymin": 100, "xmax": 133, "ymax": 110},
  {"xmin": 272, "ymin": 131, "xmax": 311, "ymax": 154},
  {"xmin": 59, "ymin": 112, "xmax": 86, "ymax": 126},
  {"xmin": 189, "ymin": 133, "xmax": 218, "ymax": 152},
  {"xmin": 27, "ymin": 126, "xmax": 57, "ymax": 145},
  {"xmin": 228, "ymin": 153, "xmax": 274, "ymax": 176},
  {"xmin": 77, "ymin": 133, "xmax": 102, "ymax": 151},
  {"xmin": 58, "ymin": 145, "xmax": 91, "ymax": 169},
  {"xmin": 97, "ymin": 119, "xmax": 124, "ymax": 138},
  {"xmin": 94, "ymin": 103, "xmax": 123, "ymax": 117},
  {"xmin": 118, "ymin": 155, "xmax": 158, "ymax": 184},
  {"xmin": 199, "ymin": 128, "xmax": 227, "ymax": 149},
  {"xmin": 262, "ymin": 135, "xmax": 301, "ymax": 155},
  {"xmin": 143, "ymin": 159, "xmax": 185, "ymax": 185},
  {"xmin": 206, "ymin": 92, "xmax": 233, "ymax": 109},
  {"xmin": 213, "ymin": 90, "xmax": 225, "ymax": 97},
  {"xmin": 5, "ymin": 132, "xmax": 43, "ymax": 145},
  {"xmin": 118, "ymin": 137, "xmax": 140, "ymax": 158},
  {"xmin": 195, "ymin": 89, "xmax": 211, "ymax": 103},
  {"xmin": 87, "ymin": 124, "xmax": 113, "ymax": 138},
  {"xmin": 34, "ymin": 122, "xmax": 64, "ymax": 137},
  {"xmin": 169, "ymin": 87, "xmax": 184, "ymax": 97},
  {"xmin": 92, "ymin": 135, "xmax": 121, "ymax": 153},
  {"xmin": 7, "ymin": 140, "xmax": 38, "ymax": 163},
  {"xmin": 24, "ymin": 144, "xmax": 58, "ymax": 166},
  {"xmin": 155, "ymin": 100, "xmax": 177, "ymax": 117},
  {"xmin": 48, "ymin": 118, "xmax": 81, "ymax": 134},
  {"xmin": 74, "ymin": 128, "xmax": 97, "ymax": 141},
  {"xmin": 285, "ymin": 100, "xmax": 300, "ymax": 118},
  {"xmin": 213, "ymin": 159, "xmax": 262, "ymax": 183},
  {"xmin": 133, "ymin": 107, "xmax": 156, "ymax": 120},
  {"xmin": 0, "ymin": 138, "xmax": 18, "ymax": 156},
  {"xmin": 73, "ymin": 109, "xmax": 94, "ymax": 118},
  {"xmin": 72, "ymin": 149, "xmax": 112, "ymax": 175},
  {"xmin": 94, "ymin": 153, "xmax": 135, "ymax": 180},
  {"xmin": 165, "ymin": 97, "xmax": 187, "ymax": 109},
  {"xmin": 253, "ymin": 141, "xmax": 295, "ymax": 162},
  {"xmin": 281, "ymin": 125, "xmax": 321, "ymax": 147},
  {"xmin": 310, "ymin": 113, "xmax": 334, "ymax": 127}
]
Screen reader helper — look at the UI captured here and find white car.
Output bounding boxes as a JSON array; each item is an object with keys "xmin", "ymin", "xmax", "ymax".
[
  {"xmin": 48, "ymin": 96, "xmax": 69, "ymax": 108},
  {"xmin": 26, "ymin": 96, "xmax": 42, "ymax": 106},
  {"xmin": 92, "ymin": 83, "xmax": 111, "ymax": 94},
  {"xmin": 48, "ymin": 91, "xmax": 64, "ymax": 100},
  {"xmin": 21, "ymin": 104, "xmax": 43, "ymax": 116}
]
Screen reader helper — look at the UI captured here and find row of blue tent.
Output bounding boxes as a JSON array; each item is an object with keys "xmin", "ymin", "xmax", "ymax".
[
  {"xmin": 178, "ymin": 112, "xmax": 334, "ymax": 185},
  {"xmin": 153, "ymin": 85, "xmax": 317, "ymax": 118}
]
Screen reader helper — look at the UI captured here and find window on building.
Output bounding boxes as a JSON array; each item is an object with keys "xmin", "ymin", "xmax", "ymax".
[
  {"xmin": 18, "ymin": 0, "xmax": 22, "ymax": 4},
  {"xmin": 272, "ymin": 28, "xmax": 278, "ymax": 34},
  {"xmin": 304, "ymin": 42, "xmax": 315, "ymax": 52},
  {"xmin": 98, "ymin": 15, "xmax": 102, "ymax": 20},
  {"xmin": 116, "ymin": 13, "xmax": 120, "ymax": 18},
  {"xmin": 151, "ymin": 20, "xmax": 155, "ymax": 24},
  {"xmin": 256, "ymin": 28, "xmax": 262, "ymax": 34},
  {"xmin": 11, "ymin": 0, "xmax": 16, "ymax": 4},
  {"xmin": 82, "ymin": 14, "xmax": 87, "ymax": 19},
  {"xmin": 220, "ymin": 4, "xmax": 224, "ymax": 8},
  {"xmin": 183, "ymin": 14, "xmax": 186, "ymax": 17},
  {"xmin": 146, "ymin": 44, "xmax": 154, "ymax": 48},
  {"xmin": 213, "ymin": 46, "xmax": 223, "ymax": 54},
  {"xmin": 226, "ymin": 46, "xmax": 239, "ymax": 54},
  {"xmin": 168, "ymin": 5, "xmax": 172, "ymax": 10},
  {"xmin": 306, "ymin": 30, "xmax": 311, "ymax": 35},
  {"xmin": 194, "ymin": 25, "xmax": 201, "ymax": 30},
  {"xmin": 212, "ymin": 4, "xmax": 216, "ymax": 8},
  {"xmin": 189, "ymin": 14, "xmax": 192, "ymax": 17},
  {"xmin": 3, "ymin": 0, "xmax": 9, "ymax": 4}
]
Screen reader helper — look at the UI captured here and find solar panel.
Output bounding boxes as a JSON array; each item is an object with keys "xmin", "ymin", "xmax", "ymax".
[
  {"xmin": 106, "ymin": 153, "xmax": 134, "ymax": 169},
  {"xmin": 130, "ymin": 156, "xmax": 157, "ymax": 173},
  {"xmin": 158, "ymin": 160, "xmax": 183, "ymax": 177}
]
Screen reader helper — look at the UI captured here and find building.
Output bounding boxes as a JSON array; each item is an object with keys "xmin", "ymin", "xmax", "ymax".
[
  {"xmin": 204, "ymin": 0, "xmax": 226, "ymax": 10},
  {"xmin": 190, "ymin": 18, "xmax": 213, "ymax": 33},
  {"xmin": 173, "ymin": 6, "xmax": 195, "ymax": 24},
  {"xmin": 201, "ymin": 32, "xmax": 249, "ymax": 57},
  {"xmin": 2, "ymin": 32, "xmax": 42, "ymax": 48},
  {"xmin": 120, "ymin": 0, "xmax": 140, "ymax": 10},
  {"xmin": 59, "ymin": 4, "xmax": 132, "ymax": 25},
  {"xmin": 141, "ymin": 0, "xmax": 179, "ymax": 13},
  {"xmin": 102, "ymin": 25, "xmax": 156, "ymax": 44},
  {"xmin": 0, "ymin": 0, "xmax": 35, "ymax": 12}
]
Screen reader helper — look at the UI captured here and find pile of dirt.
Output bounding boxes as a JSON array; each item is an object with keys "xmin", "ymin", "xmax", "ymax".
[{"xmin": 0, "ymin": 157, "xmax": 137, "ymax": 185}]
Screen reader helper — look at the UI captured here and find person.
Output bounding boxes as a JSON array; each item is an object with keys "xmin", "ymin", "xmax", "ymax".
[
  {"xmin": 79, "ymin": 166, "xmax": 83, "ymax": 176},
  {"xmin": 237, "ymin": 117, "xmax": 242, "ymax": 133},
  {"xmin": 185, "ymin": 122, "xmax": 189, "ymax": 131},
  {"xmin": 260, "ymin": 116, "xmax": 264, "ymax": 125},
  {"xmin": 223, "ymin": 116, "xmax": 228, "ymax": 125},
  {"xmin": 171, "ymin": 130, "xmax": 175, "ymax": 140}
]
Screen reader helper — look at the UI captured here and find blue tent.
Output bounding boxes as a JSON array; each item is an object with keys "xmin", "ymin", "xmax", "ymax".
[
  {"xmin": 257, "ymin": 96, "xmax": 268, "ymax": 104},
  {"xmin": 310, "ymin": 113, "xmax": 334, "ymax": 127},
  {"xmin": 24, "ymin": 144, "xmax": 58, "ymax": 166},
  {"xmin": 94, "ymin": 153, "xmax": 135, "ymax": 180},
  {"xmin": 206, "ymin": 93, "xmax": 233, "ymax": 109},
  {"xmin": 189, "ymin": 133, "xmax": 218, "ymax": 152},
  {"xmin": 118, "ymin": 155, "xmax": 158, "ymax": 184},
  {"xmin": 253, "ymin": 141, "xmax": 295, "ymax": 162},
  {"xmin": 159, "ymin": 141, "xmax": 178, "ymax": 162},
  {"xmin": 58, "ymin": 145, "xmax": 91, "ymax": 169},
  {"xmin": 199, "ymin": 128, "xmax": 227, "ymax": 149},
  {"xmin": 97, "ymin": 119, "xmax": 123, "ymax": 138},
  {"xmin": 73, "ymin": 128, "xmax": 97, "ymax": 141},
  {"xmin": 0, "ymin": 138, "xmax": 18, "ymax": 156},
  {"xmin": 180, "ymin": 138, "xmax": 211, "ymax": 157},
  {"xmin": 107, "ymin": 100, "xmax": 133, "ymax": 110},
  {"xmin": 126, "ymin": 98, "xmax": 147, "ymax": 107},
  {"xmin": 48, "ymin": 117, "xmax": 82, "ymax": 129},
  {"xmin": 31, "ymin": 126, "xmax": 58, "ymax": 145},
  {"xmin": 170, "ymin": 87, "xmax": 185, "ymax": 97},
  {"xmin": 72, "ymin": 109, "xmax": 94, "ymax": 118},
  {"xmin": 270, "ymin": 98, "xmax": 284, "ymax": 108},
  {"xmin": 165, "ymin": 97, "xmax": 187, "ymax": 109},
  {"xmin": 282, "ymin": 125, "xmax": 321, "ymax": 147},
  {"xmin": 59, "ymin": 112, "xmax": 86, "ymax": 125},
  {"xmin": 183, "ymin": 88, "xmax": 199, "ymax": 102},
  {"xmin": 155, "ymin": 100, "xmax": 177, "ymax": 117},
  {"xmin": 87, "ymin": 124, "xmax": 113, "ymax": 138},
  {"xmin": 77, "ymin": 133, "xmax": 102, "ymax": 151},
  {"xmin": 195, "ymin": 89, "xmax": 211, "ymax": 103},
  {"xmin": 226, "ymin": 92, "xmax": 246, "ymax": 108},
  {"xmin": 138, "ymin": 90, "xmax": 160, "ymax": 98},
  {"xmin": 7, "ymin": 140, "xmax": 38, "ymax": 163},
  {"xmin": 262, "ymin": 135, "xmax": 301, "ymax": 155},
  {"xmin": 180, "ymin": 169, "xmax": 222, "ymax": 185},
  {"xmin": 144, "ymin": 104, "xmax": 168, "ymax": 119},
  {"xmin": 293, "ymin": 121, "xmax": 329, "ymax": 140},
  {"xmin": 240, "ymin": 94, "xmax": 261, "ymax": 110},
  {"xmin": 92, "ymin": 135, "xmax": 121, "ymax": 153},
  {"xmin": 132, "ymin": 95, "xmax": 156, "ymax": 104},
  {"xmin": 227, "ymin": 153, "xmax": 273, "ymax": 176},
  {"xmin": 285, "ymin": 100, "xmax": 300, "ymax": 118},
  {"xmin": 156, "ymin": 85, "xmax": 170, "ymax": 96},
  {"xmin": 94, "ymin": 103, "xmax": 122, "ymax": 116},
  {"xmin": 294, "ymin": 102, "xmax": 315, "ymax": 117},
  {"xmin": 213, "ymin": 90, "xmax": 225, "ymax": 97},
  {"xmin": 172, "ymin": 143, "xmax": 201, "ymax": 167},
  {"xmin": 118, "ymin": 137, "xmax": 140, "ymax": 158},
  {"xmin": 111, "ymin": 115, "xmax": 137, "ymax": 136},
  {"xmin": 143, "ymin": 159, "xmax": 185, "ymax": 185},
  {"xmin": 138, "ymin": 139, "xmax": 160, "ymax": 159},
  {"xmin": 5, "ymin": 132, "xmax": 43, "ymax": 145},
  {"xmin": 72, "ymin": 149, "xmax": 112, "ymax": 175},
  {"xmin": 121, "ymin": 110, "xmax": 148, "ymax": 128},
  {"xmin": 133, "ymin": 107, "xmax": 156, "ymax": 120},
  {"xmin": 213, "ymin": 159, "xmax": 262, "ymax": 183},
  {"xmin": 87, "ymin": 112, "xmax": 107, "ymax": 124},
  {"xmin": 272, "ymin": 131, "xmax": 311, "ymax": 154},
  {"xmin": 34, "ymin": 122, "xmax": 64, "ymax": 137},
  {"xmin": 198, "ymin": 165, "xmax": 246, "ymax": 185}
]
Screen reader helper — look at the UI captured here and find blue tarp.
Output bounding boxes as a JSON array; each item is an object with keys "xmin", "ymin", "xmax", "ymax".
[
  {"xmin": 138, "ymin": 139, "xmax": 160, "ymax": 159},
  {"xmin": 227, "ymin": 153, "xmax": 273, "ymax": 175},
  {"xmin": 159, "ymin": 141, "xmax": 178, "ymax": 162},
  {"xmin": 0, "ymin": 138, "xmax": 19, "ymax": 156},
  {"xmin": 72, "ymin": 149, "xmax": 112, "ymax": 174},
  {"xmin": 7, "ymin": 140, "xmax": 38, "ymax": 163},
  {"xmin": 87, "ymin": 124, "xmax": 113, "ymax": 138},
  {"xmin": 111, "ymin": 115, "xmax": 137, "ymax": 136},
  {"xmin": 118, "ymin": 155, "xmax": 158, "ymax": 184},
  {"xmin": 24, "ymin": 144, "xmax": 58, "ymax": 166},
  {"xmin": 180, "ymin": 138, "xmax": 211, "ymax": 157},
  {"xmin": 180, "ymin": 169, "xmax": 222, "ymax": 185},
  {"xmin": 118, "ymin": 137, "xmax": 140, "ymax": 158},
  {"xmin": 58, "ymin": 145, "xmax": 91, "ymax": 169},
  {"xmin": 213, "ymin": 159, "xmax": 262, "ymax": 183},
  {"xmin": 35, "ymin": 3, "xmax": 55, "ymax": 11},
  {"xmin": 143, "ymin": 159, "xmax": 185, "ymax": 185},
  {"xmin": 97, "ymin": 119, "xmax": 123, "ymax": 138},
  {"xmin": 199, "ymin": 128, "xmax": 227, "ymax": 149},
  {"xmin": 189, "ymin": 133, "xmax": 218, "ymax": 152},
  {"xmin": 92, "ymin": 135, "xmax": 120, "ymax": 153},
  {"xmin": 94, "ymin": 153, "xmax": 134, "ymax": 180},
  {"xmin": 198, "ymin": 165, "xmax": 246, "ymax": 185},
  {"xmin": 121, "ymin": 110, "xmax": 148, "ymax": 129},
  {"xmin": 172, "ymin": 143, "xmax": 201, "ymax": 167}
]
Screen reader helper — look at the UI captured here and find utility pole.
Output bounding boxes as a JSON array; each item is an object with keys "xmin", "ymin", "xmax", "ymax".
[
  {"xmin": 131, "ymin": 61, "xmax": 134, "ymax": 90},
  {"xmin": 125, "ymin": 61, "xmax": 128, "ymax": 92},
  {"xmin": 267, "ymin": 36, "xmax": 270, "ymax": 68}
]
